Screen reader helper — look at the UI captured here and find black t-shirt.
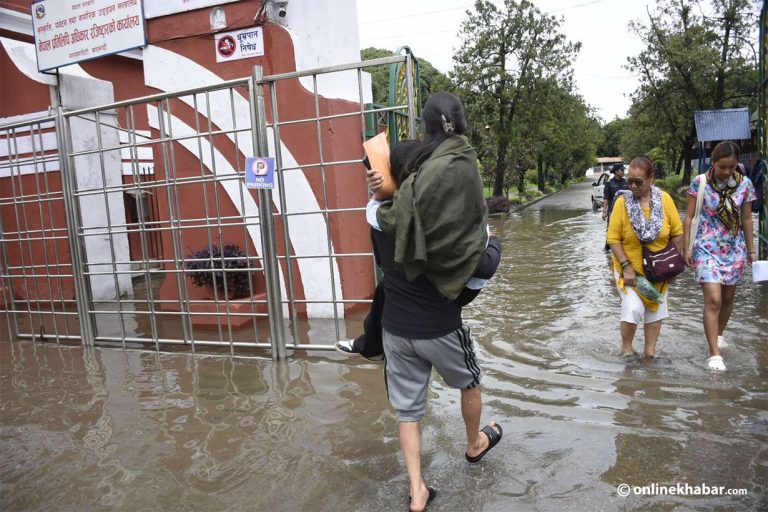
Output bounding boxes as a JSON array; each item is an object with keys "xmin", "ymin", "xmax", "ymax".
[
  {"xmin": 603, "ymin": 177, "xmax": 628, "ymax": 216},
  {"xmin": 372, "ymin": 229, "xmax": 501, "ymax": 338},
  {"xmin": 372, "ymin": 228, "xmax": 461, "ymax": 338}
]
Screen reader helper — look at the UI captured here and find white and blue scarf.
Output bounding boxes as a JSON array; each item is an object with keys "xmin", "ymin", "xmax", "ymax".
[{"xmin": 616, "ymin": 186, "xmax": 663, "ymax": 243}]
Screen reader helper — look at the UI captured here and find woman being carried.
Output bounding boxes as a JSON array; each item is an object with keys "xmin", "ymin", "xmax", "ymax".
[
  {"xmin": 335, "ymin": 140, "xmax": 501, "ymax": 361},
  {"xmin": 606, "ymin": 156, "xmax": 684, "ymax": 360}
]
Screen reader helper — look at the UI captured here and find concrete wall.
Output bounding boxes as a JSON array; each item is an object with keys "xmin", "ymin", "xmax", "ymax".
[{"xmin": 60, "ymin": 73, "xmax": 133, "ymax": 301}]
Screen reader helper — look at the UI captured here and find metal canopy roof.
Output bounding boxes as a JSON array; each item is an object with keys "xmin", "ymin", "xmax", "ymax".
[{"xmin": 694, "ymin": 108, "xmax": 751, "ymax": 142}]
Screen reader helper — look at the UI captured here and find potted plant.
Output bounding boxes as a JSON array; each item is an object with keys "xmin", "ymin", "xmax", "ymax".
[{"xmin": 184, "ymin": 243, "xmax": 253, "ymax": 299}]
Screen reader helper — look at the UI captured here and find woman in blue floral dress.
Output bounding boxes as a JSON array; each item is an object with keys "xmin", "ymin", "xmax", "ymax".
[{"xmin": 683, "ymin": 141, "xmax": 757, "ymax": 371}]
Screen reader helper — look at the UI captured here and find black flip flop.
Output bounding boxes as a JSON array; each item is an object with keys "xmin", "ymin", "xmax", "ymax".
[
  {"xmin": 465, "ymin": 423, "xmax": 503, "ymax": 463},
  {"xmin": 408, "ymin": 486, "xmax": 437, "ymax": 512}
]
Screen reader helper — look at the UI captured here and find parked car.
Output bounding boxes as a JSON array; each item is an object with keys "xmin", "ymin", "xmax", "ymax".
[{"xmin": 591, "ymin": 172, "xmax": 611, "ymax": 211}]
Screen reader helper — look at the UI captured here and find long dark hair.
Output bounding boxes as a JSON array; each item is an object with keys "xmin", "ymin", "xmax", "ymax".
[
  {"xmin": 407, "ymin": 91, "xmax": 469, "ymax": 171},
  {"xmin": 390, "ymin": 139, "xmax": 422, "ymax": 186}
]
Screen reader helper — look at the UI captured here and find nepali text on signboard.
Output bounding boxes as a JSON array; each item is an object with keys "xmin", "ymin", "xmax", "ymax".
[
  {"xmin": 215, "ymin": 26, "xmax": 264, "ymax": 63},
  {"xmin": 31, "ymin": 0, "xmax": 146, "ymax": 72}
]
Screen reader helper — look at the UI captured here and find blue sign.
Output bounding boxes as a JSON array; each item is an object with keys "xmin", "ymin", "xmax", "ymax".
[{"xmin": 245, "ymin": 157, "xmax": 275, "ymax": 189}]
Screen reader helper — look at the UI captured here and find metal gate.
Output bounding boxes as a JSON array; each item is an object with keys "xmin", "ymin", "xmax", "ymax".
[{"xmin": 0, "ymin": 55, "xmax": 418, "ymax": 358}]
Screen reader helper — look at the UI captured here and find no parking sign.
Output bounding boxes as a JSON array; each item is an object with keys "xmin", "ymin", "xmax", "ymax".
[{"xmin": 245, "ymin": 157, "xmax": 274, "ymax": 189}]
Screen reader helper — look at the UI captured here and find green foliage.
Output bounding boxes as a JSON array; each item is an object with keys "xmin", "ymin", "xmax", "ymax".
[
  {"xmin": 360, "ymin": 47, "xmax": 450, "ymax": 108},
  {"xmin": 655, "ymin": 173, "xmax": 684, "ymax": 194},
  {"xmin": 624, "ymin": 0, "xmax": 758, "ymax": 185},
  {"xmin": 524, "ymin": 189, "xmax": 544, "ymax": 201},
  {"xmin": 452, "ymin": 0, "xmax": 583, "ymax": 197},
  {"xmin": 598, "ymin": 118, "xmax": 627, "ymax": 157},
  {"xmin": 360, "ymin": 47, "xmax": 394, "ymax": 105}
]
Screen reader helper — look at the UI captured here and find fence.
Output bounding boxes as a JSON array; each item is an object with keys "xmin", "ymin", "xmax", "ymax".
[{"xmin": 0, "ymin": 55, "xmax": 418, "ymax": 358}]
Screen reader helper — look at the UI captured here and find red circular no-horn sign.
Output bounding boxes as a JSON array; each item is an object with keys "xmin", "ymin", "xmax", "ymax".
[{"xmin": 217, "ymin": 35, "xmax": 236, "ymax": 58}]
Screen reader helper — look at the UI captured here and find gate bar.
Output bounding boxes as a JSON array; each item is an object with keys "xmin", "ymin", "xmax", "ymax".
[
  {"xmin": 55, "ymin": 105, "xmax": 95, "ymax": 344},
  {"xmin": 251, "ymin": 66, "xmax": 286, "ymax": 359}
]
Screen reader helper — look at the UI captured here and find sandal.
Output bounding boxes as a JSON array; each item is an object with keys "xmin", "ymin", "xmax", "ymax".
[
  {"xmin": 408, "ymin": 486, "xmax": 436, "ymax": 512},
  {"xmin": 465, "ymin": 423, "xmax": 503, "ymax": 463}
]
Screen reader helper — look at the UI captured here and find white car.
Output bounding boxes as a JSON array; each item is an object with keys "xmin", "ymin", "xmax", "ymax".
[{"xmin": 591, "ymin": 172, "xmax": 611, "ymax": 211}]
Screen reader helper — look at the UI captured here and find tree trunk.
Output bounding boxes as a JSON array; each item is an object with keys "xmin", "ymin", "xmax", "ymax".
[
  {"xmin": 493, "ymin": 111, "xmax": 508, "ymax": 197},
  {"xmin": 681, "ymin": 123, "xmax": 697, "ymax": 185},
  {"xmin": 493, "ymin": 143, "xmax": 507, "ymax": 197},
  {"xmin": 714, "ymin": 6, "xmax": 733, "ymax": 109},
  {"xmin": 682, "ymin": 141, "xmax": 694, "ymax": 185},
  {"xmin": 492, "ymin": 48, "xmax": 507, "ymax": 197},
  {"xmin": 537, "ymin": 153, "xmax": 545, "ymax": 191}
]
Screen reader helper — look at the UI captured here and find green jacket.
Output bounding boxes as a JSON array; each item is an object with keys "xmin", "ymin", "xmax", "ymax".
[{"xmin": 377, "ymin": 135, "xmax": 488, "ymax": 300}]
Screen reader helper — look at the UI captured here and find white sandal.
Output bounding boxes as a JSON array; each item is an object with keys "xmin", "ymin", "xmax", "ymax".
[
  {"xmin": 717, "ymin": 335, "xmax": 728, "ymax": 348},
  {"xmin": 706, "ymin": 355, "xmax": 726, "ymax": 371}
]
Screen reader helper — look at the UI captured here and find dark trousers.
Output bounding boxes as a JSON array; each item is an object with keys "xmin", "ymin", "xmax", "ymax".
[{"xmin": 352, "ymin": 279, "xmax": 385, "ymax": 358}]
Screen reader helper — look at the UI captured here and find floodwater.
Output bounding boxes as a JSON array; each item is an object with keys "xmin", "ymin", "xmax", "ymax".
[{"xmin": 1, "ymin": 180, "xmax": 767, "ymax": 511}]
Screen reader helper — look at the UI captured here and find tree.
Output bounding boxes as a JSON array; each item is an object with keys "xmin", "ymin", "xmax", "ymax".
[
  {"xmin": 361, "ymin": 47, "xmax": 450, "ymax": 107},
  {"xmin": 626, "ymin": 0, "xmax": 758, "ymax": 184},
  {"xmin": 598, "ymin": 118, "xmax": 628, "ymax": 158},
  {"xmin": 452, "ymin": 0, "xmax": 580, "ymax": 197},
  {"xmin": 533, "ymin": 80, "xmax": 601, "ymax": 190}
]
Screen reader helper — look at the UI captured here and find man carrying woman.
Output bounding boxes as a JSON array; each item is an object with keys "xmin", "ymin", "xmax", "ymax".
[{"xmin": 371, "ymin": 92, "xmax": 503, "ymax": 511}]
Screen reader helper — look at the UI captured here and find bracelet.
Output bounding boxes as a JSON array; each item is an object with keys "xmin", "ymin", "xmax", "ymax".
[
  {"xmin": 620, "ymin": 260, "xmax": 631, "ymax": 269},
  {"xmin": 748, "ymin": 251, "xmax": 756, "ymax": 254}
]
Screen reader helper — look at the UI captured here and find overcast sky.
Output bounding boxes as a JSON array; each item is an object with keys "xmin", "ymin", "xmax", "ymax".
[{"xmin": 355, "ymin": 0, "xmax": 652, "ymax": 123}]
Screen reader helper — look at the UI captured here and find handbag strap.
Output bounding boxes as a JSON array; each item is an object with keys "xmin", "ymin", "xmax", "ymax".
[{"xmin": 694, "ymin": 173, "xmax": 706, "ymax": 217}]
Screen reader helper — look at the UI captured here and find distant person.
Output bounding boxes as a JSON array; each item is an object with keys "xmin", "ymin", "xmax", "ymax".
[
  {"xmin": 683, "ymin": 141, "xmax": 756, "ymax": 371},
  {"xmin": 602, "ymin": 163, "xmax": 629, "ymax": 250},
  {"xmin": 602, "ymin": 163, "xmax": 628, "ymax": 221},
  {"xmin": 375, "ymin": 92, "xmax": 502, "ymax": 511},
  {"xmin": 606, "ymin": 156, "xmax": 683, "ymax": 360},
  {"xmin": 336, "ymin": 141, "xmax": 502, "ymax": 362}
]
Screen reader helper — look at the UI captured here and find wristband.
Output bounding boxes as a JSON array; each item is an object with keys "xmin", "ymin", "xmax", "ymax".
[{"xmin": 620, "ymin": 260, "xmax": 631, "ymax": 269}]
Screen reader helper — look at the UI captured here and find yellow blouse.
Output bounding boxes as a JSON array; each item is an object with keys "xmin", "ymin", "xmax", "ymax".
[{"xmin": 606, "ymin": 191, "xmax": 683, "ymax": 310}]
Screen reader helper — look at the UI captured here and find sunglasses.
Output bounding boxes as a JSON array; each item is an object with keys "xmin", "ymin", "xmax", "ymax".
[{"xmin": 627, "ymin": 178, "xmax": 645, "ymax": 187}]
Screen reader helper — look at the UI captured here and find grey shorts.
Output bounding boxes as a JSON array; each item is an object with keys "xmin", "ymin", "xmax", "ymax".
[{"xmin": 383, "ymin": 325, "xmax": 482, "ymax": 422}]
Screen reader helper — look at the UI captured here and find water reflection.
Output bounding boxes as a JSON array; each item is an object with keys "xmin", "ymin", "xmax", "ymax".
[{"xmin": 1, "ymin": 182, "xmax": 766, "ymax": 511}]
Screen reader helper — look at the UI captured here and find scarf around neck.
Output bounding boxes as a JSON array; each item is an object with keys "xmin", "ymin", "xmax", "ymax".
[
  {"xmin": 706, "ymin": 168, "xmax": 743, "ymax": 235},
  {"xmin": 616, "ymin": 186, "xmax": 663, "ymax": 243}
]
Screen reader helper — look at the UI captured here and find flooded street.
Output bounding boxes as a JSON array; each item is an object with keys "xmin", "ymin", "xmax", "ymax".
[{"xmin": 2, "ymin": 180, "xmax": 767, "ymax": 511}]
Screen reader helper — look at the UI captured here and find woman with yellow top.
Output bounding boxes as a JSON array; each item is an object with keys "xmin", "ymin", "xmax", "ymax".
[{"xmin": 606, "ymin": 156, "xmax": 684, "ymax": 359}]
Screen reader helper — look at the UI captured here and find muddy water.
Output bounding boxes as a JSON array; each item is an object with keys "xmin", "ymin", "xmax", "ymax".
[{"xmin": 1, "ymin": 181, "xmax": 766, "ymax": 511}]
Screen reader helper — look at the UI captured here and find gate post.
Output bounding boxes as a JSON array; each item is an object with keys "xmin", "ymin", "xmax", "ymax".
[
  {"xmin": 250, "ymin": 66, "xmax": 287, "ymax": 360},
  {"xmin": 55, "ymin": 106, "xmax": 96, "ymax": 345}
]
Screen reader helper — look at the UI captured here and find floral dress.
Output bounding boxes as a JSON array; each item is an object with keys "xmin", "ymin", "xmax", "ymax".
[{"xmin": 688, "ymin": 174, "xmax": 756, "ymax": 285}]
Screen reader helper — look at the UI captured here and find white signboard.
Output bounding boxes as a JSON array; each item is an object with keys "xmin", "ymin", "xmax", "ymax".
[
  {"xmin": 215, "ymin": 26, "xmax": 264, "ymax": 63},
  {"xmin": 143, "ymin": 0, "xmax": 239, "ymax": 19},
  {"xmin": 31, "ymin": 0, "xmax": 146, "ymax": 72}
]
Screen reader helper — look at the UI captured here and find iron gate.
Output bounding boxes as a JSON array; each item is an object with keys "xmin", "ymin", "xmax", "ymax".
[{"xmin": 0, "ymin": 55, "xmax": 418, "ymax": 358}]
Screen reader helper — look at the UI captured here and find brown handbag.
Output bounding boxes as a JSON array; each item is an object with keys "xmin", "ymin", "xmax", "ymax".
[{"xmin": 642, "ymin": 240, "xmax": 685, "ymax": 282}]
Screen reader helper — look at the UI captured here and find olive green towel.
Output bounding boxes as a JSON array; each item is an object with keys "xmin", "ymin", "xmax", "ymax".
[{"xmin": 377, "ymin": 135, "xmax": 488, "ymax": 300}]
